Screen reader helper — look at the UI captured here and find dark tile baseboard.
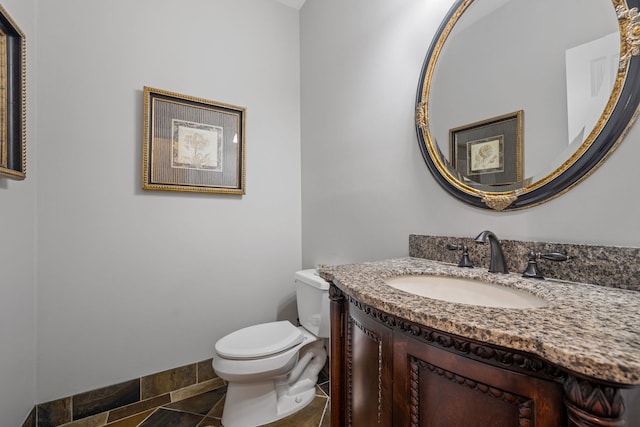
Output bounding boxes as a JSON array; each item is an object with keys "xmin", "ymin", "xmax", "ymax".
[{"xmin": 22, "ymin": 359, "xmax": 220, "ymax": 427}]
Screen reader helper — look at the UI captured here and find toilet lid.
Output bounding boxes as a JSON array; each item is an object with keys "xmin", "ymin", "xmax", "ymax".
[{"xmin": 215, "ymin": 321, "xmax": 304, "ymax": 359}]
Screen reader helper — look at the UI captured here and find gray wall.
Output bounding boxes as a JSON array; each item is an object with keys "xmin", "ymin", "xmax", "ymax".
[
  {"xmin": 0, "ymin": 1, "xmax": 37, "ymax": 425},
  {"xmin": 35, "ymin": 0, "xmax": 302, "ymax": 404},
  {"xmin": 300, "ymin": 0, "xmax": 640, "ymax": 270}
]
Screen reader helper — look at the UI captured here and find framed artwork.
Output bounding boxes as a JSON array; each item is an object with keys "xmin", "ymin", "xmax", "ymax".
[
  {"xmin": 449, "ymin": 111, "xmax": 523, "ymax": 186},
  {"xmin": 142, "ymin": 87, "xmax": 246, "ymax": 194},
  {"xmin": 0, "ymin": 4, "xmax": 25, "ymax": 180}
]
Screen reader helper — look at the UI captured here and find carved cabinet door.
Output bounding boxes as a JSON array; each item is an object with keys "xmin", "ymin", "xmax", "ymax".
[
  {"xmin": 392, "ymin": 334, "xmax": 565, "ymax": 427},
  {"xmin": 344, "ymin": 302, "xmax": 394, "ymax": 426}
]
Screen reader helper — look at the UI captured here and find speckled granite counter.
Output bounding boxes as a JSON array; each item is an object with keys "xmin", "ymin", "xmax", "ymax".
[{"xmin": 320, "ymin": 257, "xmax": 640, "ymax": 385}]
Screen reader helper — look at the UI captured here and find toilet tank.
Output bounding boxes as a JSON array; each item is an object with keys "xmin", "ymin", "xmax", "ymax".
[{"xmin": 294, "ymin": 269, "xmax": 330, "ymax": 338}]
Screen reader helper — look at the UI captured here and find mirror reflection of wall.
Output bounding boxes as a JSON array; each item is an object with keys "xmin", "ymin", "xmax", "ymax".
[
  {"xmin": 428, "ymin": 0, "xmax": 619, "ymax": 183},
  {"xmin": 566, "ymin": 32, "xmax": 620, "ymax": 147}
]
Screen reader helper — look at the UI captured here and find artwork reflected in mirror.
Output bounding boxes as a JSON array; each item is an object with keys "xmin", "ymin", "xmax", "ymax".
[{"xmin": 450, "ymin": 111, "xmax": 523, "ymax": 186}]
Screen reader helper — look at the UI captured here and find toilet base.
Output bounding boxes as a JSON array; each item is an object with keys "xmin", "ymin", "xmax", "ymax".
[
  {"xmin": 221, "ymin": 378, "xmax": 317, "ymax": 427},
  {"xmin": 219, "ymin": 339, "xmax": 327, "ymax": 427}
]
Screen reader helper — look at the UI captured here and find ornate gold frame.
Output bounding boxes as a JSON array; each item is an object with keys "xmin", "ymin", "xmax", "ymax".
[
  {"xmin": 0, "ymin": 4, "xmax": 25, "ymax": 180},
  {"xmin": 416, "ymin": 0, "xmax": 640, "ymax": 211},
  {"xmin": 142, "ymin": 87, "xmax": 246, "ymax": 195}
]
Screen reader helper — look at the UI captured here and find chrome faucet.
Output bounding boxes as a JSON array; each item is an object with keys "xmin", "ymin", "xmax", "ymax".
[{"xmin": 474, "ymin": 230, "xmax": 508, "ymax": 273}]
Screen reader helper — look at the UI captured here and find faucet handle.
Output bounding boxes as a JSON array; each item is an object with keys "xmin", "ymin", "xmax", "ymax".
[
  {"xmin": 445, "ymin": 243, "xmax": 474, "ymax": 268},
  {"xmin": 522, "ymin": 251, "xmax": 568, "ymax": 279},
  {"xmin": 539, "ymin": 252, "xmax": 569, "ymax": 262}
]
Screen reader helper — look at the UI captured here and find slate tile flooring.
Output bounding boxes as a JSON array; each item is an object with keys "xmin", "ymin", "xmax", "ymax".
[
  {"xmin": 58, "ymin": 376, "xmax": 330, "ymax": 427},
  {"xmin": 135, "ymin": 383, "xmax": 329, "ymax": 427}
]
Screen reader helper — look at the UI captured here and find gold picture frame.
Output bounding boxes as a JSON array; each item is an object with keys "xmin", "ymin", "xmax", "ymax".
[
  {"xmin": 449, "ymin": 111, "xmax": 523, "ymax": 186},
  {"xmin": 142, "ymin": 87, "xmax": 246, "ymax": 195},
  {"xmin": 0, "ymin": 4, "xmax": 25, "ymax": 180}
]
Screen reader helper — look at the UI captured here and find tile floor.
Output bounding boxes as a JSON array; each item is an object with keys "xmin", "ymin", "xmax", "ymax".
[{"xmin": 58, "ymin": 376, "xmax": 330, "ymax": 427}]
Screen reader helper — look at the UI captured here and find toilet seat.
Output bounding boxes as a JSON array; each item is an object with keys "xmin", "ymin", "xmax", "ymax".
[{"xmin": 215, "ymin": 321, "xmax": 304, "ymax": 359}]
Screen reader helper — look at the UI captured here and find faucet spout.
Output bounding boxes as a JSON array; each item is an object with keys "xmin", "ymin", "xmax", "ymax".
[{"xmin": 474, "ymin": 230, "xmax": 508, "ymax": 273}]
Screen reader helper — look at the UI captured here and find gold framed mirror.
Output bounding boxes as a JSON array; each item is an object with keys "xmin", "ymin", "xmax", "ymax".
[{"xmin": 416, "ymin": 0, "xmax": 640, "ymax": 211}]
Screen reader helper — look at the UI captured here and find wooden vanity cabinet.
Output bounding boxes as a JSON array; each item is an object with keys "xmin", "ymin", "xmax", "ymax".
[
  {"xmin": 392, "ymin": 334, "xmax": 564, "ymax": 426},
  {"xmin": 341, "ymin": 295, "xmax": 394, "ymax": 426},
  {"xmin": 330, "ymin": 285, "xmax": 566, "ymax": 427}
]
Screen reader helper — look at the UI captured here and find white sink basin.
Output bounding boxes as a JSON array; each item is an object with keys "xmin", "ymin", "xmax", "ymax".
[{"xmin": 384, "ymin": 275, "xmax": 546, "ymax": 309}]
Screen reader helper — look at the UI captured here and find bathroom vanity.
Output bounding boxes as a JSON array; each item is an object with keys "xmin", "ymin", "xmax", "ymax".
[{"xmin": 322, "ymin": 256, "xmax": 640, "ymax": 427}]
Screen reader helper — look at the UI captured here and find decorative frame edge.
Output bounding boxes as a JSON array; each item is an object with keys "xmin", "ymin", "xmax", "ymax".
[{"xmin": 0, "ymin": 3, "xmax": 26, "ymax": 180}]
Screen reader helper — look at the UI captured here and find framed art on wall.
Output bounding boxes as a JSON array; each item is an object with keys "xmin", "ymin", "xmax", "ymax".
[
  {"xmin": 449, "ymin": 110, "xmax": 523, "ymax": 186},
  {"xmin": 0, "ymin": 4, "xmax": 26, "ymax": 180},
  {"xmin": 142, "ymin": 87, "xmax": 246, "ymax": 194}
]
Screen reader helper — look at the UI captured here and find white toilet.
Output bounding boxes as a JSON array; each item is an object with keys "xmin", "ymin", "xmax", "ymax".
[{"xmin": 212, "ymin": 269, "xmax": 330, "ymax": 427}]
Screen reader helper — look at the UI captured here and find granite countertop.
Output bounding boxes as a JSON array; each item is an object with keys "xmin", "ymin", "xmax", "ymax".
[{"xmin": 320, "ymin": 257, "xmax": 640, "ymax": 385}]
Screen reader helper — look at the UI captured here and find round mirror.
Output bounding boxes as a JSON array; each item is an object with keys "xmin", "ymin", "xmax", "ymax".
[{"xmin": 416, "ymin": 0, "xmax": 640, "ymax": 211}]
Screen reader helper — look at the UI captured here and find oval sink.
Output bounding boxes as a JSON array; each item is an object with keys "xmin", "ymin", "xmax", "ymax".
[{"xmin": 384, "ymin": 275, "xmax": 546, "ymax": 309}]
